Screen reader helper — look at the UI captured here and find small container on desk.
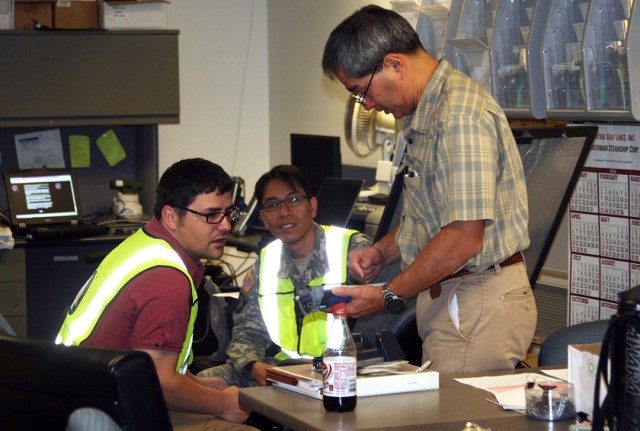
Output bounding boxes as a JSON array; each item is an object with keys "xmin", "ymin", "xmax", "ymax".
[{"xmin": 525, "ymin": 380, "xmax": 577, "ymax": 421}]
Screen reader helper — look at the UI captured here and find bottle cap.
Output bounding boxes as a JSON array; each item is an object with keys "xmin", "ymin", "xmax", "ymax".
[{"xmin": 332, "ymin": 302, "xmax": 347, "ymax": 315}]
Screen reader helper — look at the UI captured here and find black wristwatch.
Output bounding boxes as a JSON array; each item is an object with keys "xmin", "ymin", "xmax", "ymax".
[{"xmin": 381, "ymin": 281, "xmax": 407, "ymax": 313}]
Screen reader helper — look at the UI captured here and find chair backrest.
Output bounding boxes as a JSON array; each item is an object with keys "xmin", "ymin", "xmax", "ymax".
[
  {"xmin": 538, "ymin": 319, "xmax": 610, "ymax": 366},
  {"xmin": 0, "ymin": 335, "xmax": 173, "ymax": 431}
]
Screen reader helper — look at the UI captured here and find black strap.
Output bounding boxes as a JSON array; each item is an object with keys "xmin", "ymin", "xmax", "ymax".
[
  {"xmin": 592, "ymin": 314, "xmax": 640, "ymax": 430},
  {"xmin": 373, "ymin": 170, "xmax": 404, "ymax": 243},
  {"xmin": 592, "ymin": 319, "xmax": 616, "ymax": 430},
  {"xmin": 373, "ymin": 141, "xmax": 408, "ymax": 243}
]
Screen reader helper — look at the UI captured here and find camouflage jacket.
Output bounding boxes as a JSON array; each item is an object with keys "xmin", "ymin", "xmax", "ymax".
[{"xmin": 226, "ymin": 223, "xmax": 372, "ymax": 377}]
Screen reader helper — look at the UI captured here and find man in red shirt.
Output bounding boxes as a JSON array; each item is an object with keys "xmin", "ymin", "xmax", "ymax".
[{"xmin": 57, "ymin": 158, "xmax": 256, "ymax": 431}]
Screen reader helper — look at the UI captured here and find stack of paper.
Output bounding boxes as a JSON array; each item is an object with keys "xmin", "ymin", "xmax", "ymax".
[
  {"xmin": 266, "ymin": 365, "xmax": 323, "ymax": 399},
  {"xmin": 266, "ymin": 362, "xmax": 440, "ymax": 399}
]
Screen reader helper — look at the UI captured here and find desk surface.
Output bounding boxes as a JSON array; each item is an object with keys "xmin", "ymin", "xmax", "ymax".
[{"xmin": 240, "ymin": 368, "xmax": 574, "ymax": 431}]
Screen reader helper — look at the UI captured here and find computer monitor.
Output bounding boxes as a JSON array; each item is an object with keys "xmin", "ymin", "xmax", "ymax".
[
  {"xmin": 315, "ymin": 177, "xmax": 364, "ymax": 228},
  {"xmin": 290, "ymin": 133, "xmax": 342, "ymax": 196},
  {"xmin": 4, "ymin": 168, "xmax": 83, "ymax": 226}
]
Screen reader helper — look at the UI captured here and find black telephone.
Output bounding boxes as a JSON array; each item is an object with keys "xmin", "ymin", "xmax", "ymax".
[{"xmin": 231, "ymin": 195, "xmax": 259, "ymax": 236}]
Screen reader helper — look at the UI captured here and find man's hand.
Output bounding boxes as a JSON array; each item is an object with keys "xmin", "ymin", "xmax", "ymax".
[
  {"xmin": 216, "ymin": 386, "xmax": 252, "ymax": 423},
  {"xmin": 250, "ymin": 361, "xmax": 274, "ymax": 386},
  {"xmin": 331, "ymin": 284, "xmax": 384, "ymax": 319},
  {"xmin": 139, "ymin": 348, "xmax": 251, "ymax": 422},
  {"xmin": 348, "ymin": 246, "xmax": 384, "ymax": 284},
  {"xmin": 195, "ymin": 375, "xmax": 228, "ymax": 391}
]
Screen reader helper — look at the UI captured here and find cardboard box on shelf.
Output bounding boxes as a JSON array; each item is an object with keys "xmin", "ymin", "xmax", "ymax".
[
  {"xmin": 14, "ymin": 1, "xmax": 54, "ymax": 30},
  {"xmin": 55, "ymin": 1, "xmax": 98, "ymax": 29},
  {"xmin": 0, "ymin": 0, "xmax": 13, "ymax": 30},
  {"xmin": 568, "ymin": 343, "xmax": 607, "ymax": 416},
  {"xmin": 98, "ymin": 0, "xmax": 168, "ymax": 29}
]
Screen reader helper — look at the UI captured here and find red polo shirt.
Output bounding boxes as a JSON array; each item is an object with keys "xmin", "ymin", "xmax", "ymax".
[{"xmin": 81, "ymin": 217, "xmax": 204, "ymax": 353}]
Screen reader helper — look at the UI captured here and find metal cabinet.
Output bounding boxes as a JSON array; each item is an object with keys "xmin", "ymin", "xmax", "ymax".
[
  {"xmin": 0, "ymin": 248, "xmax": 26, "ymax": 336},
  {"xmin": 0, "ymin": 30, "xmax": 180, "ymax": 127},
  {"xmin": 25, "ymin": 241, "xmax": 121, "ymax": 341}
]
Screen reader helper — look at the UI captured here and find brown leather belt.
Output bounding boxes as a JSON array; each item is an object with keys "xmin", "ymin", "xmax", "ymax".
[
  {"xmin": 439, "ymin": 252, "xmax": 524, "ymax": 284},
  {"xmin": 429, "ymin": 252, "xmax": 524, "ymax": 300}
]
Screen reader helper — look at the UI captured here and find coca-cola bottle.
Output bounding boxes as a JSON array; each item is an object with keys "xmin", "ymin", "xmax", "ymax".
[{"xmin": 322, "ymin": 302, "xmax": 357, "ymax": 412}]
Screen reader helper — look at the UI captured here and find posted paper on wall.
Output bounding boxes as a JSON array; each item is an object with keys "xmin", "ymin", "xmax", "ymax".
[{"xmin": 14, "ymin": 129, "xmax": 65, "ymax": 169}]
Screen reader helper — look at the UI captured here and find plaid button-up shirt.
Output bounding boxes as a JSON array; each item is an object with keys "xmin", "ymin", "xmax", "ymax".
[{"xmin": 396, "ymin": 59, "xmax": 529, "ymax": 273}]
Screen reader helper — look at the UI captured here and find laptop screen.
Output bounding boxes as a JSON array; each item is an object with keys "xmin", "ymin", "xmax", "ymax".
[
  {"xmin": 314, "ymin": 177, "xmax": 364, "ymax": 228},
  {"xmin": 4, "ymin": 168, "xmax": 82, "ymax": 226}
]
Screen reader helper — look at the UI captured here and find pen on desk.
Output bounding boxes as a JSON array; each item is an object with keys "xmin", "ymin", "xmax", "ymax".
[{"xmin": 416, "ymin": 360, "xmax": 432, "ymax": 373}]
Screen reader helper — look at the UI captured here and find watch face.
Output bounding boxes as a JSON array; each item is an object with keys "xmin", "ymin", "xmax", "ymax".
[
  {"xmin": 382, "ymin": 284, "xmax": 406, "ymax": 313},
  {"xmin": 385, "ymin": 296, "xmax": 406, "ymax": 313}
]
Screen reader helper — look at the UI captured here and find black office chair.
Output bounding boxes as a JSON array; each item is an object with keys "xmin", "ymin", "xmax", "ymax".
[
  {"xmin": 353, "ymin": 262, "xmax": 423, "ymax": 367},
  {"xmin": 538, "ymin": 319, "xmax": 610, "ymax": 367},
  {"xmin": 353, "ymin": 297, "xmax": 421, "ymax": 366},
  {"xmin": 0, "ymin": 335, "xmax": 173, "ymax": 431}
]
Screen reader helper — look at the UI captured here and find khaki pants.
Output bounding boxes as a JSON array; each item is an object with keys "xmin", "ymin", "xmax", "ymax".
[
  {"xmin": 169, "ymin": 411, "xmax": 258, "ymax": 431},
  {"xmin": 416, "ymin": 263, "xmax": 536, "ymax": 373}
]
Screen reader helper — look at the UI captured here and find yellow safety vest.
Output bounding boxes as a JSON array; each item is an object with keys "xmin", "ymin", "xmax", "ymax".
[
  {"xmin": 56, "ymin": 229, "xmax": 198, "ymax": 374},
  {"xmin": 258, "ymin": 225, "xmax": 355, "ymax": 359}
]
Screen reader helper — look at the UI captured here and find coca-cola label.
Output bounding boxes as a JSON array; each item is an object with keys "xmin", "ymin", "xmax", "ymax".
[{"xmin": 322, "ymin": 356, "xmax": 357, "ymax": 396}]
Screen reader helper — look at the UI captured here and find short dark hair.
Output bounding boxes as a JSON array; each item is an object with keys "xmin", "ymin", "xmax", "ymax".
[
  {"xmin": 153, "ymin": 158, "xmax": 233, "ymax": 219},
  {"xmin": 254, "ymin": 165, "xmax": 313, "ymax": 203},
  {"xmin": 322, "ymin": 4, "xmax": 422, "ymax": 79}
]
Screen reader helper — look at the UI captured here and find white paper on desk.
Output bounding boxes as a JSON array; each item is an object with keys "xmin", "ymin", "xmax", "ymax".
[
  {"xmin": 14, "ymin": 129, "xmax": 65, "ymax": 169},
  {"xmin": 541, "ymin": 368, "xmax": 569, "ymax": 381},
  {"xmin": 455, "ymin": 373, "xmax": 564, "ymax": 410}
]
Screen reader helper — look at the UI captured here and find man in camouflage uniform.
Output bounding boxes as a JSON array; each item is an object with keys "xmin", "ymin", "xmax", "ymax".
[{"xmin": 199, "ymin": 165, "xmax": 371, "ymax": 387}]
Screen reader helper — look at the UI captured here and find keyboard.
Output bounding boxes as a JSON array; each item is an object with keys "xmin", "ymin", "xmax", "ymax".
[
  {"xmin": 17, "ymin": 223, "xmax": 109, "ymax": 240},
  {"xmin": 354, "ymin": 204, "xmax": 377, "ymax": 214}
]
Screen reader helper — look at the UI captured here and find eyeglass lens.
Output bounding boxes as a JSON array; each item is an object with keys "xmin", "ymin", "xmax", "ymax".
[
  {"xmin": 207, "ymin": 207, "xmax": 240, "ymax": 224},
  {"xmin": 261, "ymin": 196, "xmax": 307, "ymax": 212},
  {"xmin": 352, "ymin": 63, "xmax": 379, "ymax": 104}
]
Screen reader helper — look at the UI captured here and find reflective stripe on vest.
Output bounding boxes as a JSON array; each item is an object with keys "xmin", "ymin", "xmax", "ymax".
[
  {"xmin": 258, "ymin": 226, "xmax": 354, "ymax": 359},
  {"xmin": 56, "ymin": 229, "xmax": 197, "ymax": 374}
]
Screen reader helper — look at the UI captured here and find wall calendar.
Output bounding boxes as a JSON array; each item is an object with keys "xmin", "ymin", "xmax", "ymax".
[{"xmin": 569, "ymin": 124, "xmax": 640, "ymax": 324}]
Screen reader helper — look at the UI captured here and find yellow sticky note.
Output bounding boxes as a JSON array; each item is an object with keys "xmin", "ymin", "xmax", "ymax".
[
  {"xmin": 69, "ymin": 135, "xmax": 91, "ymax": 168},
  {"xmin": 97, "ymin": 129, "xmax": 126, "ymax": 167}
]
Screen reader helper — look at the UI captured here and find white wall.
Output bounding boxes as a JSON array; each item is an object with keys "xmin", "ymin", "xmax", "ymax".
[
  {"xmin": 266, "ymin": 1, "xmax": 390, "ymax": 170},
  {"xmin": 161, "ymin": 0, "xmax": 270, "ymax": 198},
  {"xmin": 160, "ymin": 1, "xmax": 389, "ymax": 197}
]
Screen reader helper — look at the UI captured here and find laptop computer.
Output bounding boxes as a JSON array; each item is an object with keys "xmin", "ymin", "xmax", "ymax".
[
  {"xmin": 314, "ymin": 177, "xmax": 365, "ymax": 228},
  {"xmin": 3, "ymin": 168, "xmax": 107, "ymax": 240}
]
